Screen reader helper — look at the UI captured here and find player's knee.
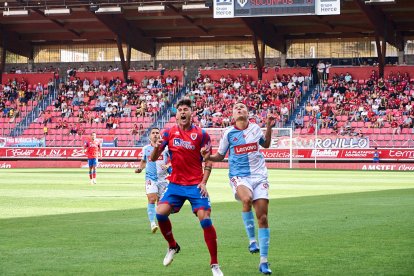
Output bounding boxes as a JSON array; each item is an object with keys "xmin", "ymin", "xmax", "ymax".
[
  {"xmin": 257, "ymin": 213, "xmax": 268, "ymax": 227},
  {"xmin": 200, "ymin": 218, "xmax": 212, "ymax": 229},
  {"xmin": 156, "ymin": 204, "xmax": 171, "ymax": 215},
  {"xmin": 241, "ymin": 197, "xmax": 253, "ymax": 208},
  {"xmin": 156, "ymin": 213, "xmax": 169, "ymax": 222},
  {"xmin": 147, "ymin": 194, "xmax": 157, "ymax": 203}
]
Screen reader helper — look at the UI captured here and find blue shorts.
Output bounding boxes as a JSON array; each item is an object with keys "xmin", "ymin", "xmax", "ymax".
[
  {"xmin": 159, "ymin": 183, "xmax": 211, "ymax": 214},
  {"xmin": 88, "ymin": 158, "xmax": 98, "ymax": 167}
]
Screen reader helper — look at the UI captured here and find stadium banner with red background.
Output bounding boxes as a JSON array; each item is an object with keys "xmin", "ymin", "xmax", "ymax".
[
  {"xmin": 1, "ymin": 147, "xmax": 414, "ymax": 161},
  {"xmin": 272, "ymin": 136, "xmax": 369, "ymax": 149},
  {"xmin": 1, "ymin": 161, "xmax": 414, "ymax": 171},
  {"xmin": 0, "ymin": 147, "xmax": 142, "ymax": 159}
]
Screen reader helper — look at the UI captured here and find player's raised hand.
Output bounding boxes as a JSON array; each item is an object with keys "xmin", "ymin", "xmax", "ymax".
[
  {"xmin": 197, "ymin": 182, "xmax": 209, "ymax": 197},
  {"xmin": 200, "ymin": 144, "xmax": 211, "ymax": 161},
  {"xmin": 155, "ymin": 139, "xmax": 163, "ymax": 148},
  {"xmin": 266, "ymin": 113, "xmax": 276, "ymax": 128}
]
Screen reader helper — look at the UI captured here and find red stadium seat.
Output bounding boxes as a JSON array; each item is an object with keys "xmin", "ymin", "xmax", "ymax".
[
  {"xmin": 378, "ymin": 141, "xmax": 388, "ymax": 147},
  {"xmin": 394, "ymin": 135, "xmax": 405, "ymax": 141},
  {"xmin": 380, "ymin": 128, "xmax": 390, "ymax": 134},
  {"xmin": 383, "ymin": 135, "xmax": 392, "ymax": 141},
  {"xmin": 364, "ymin": 128, "xmax": 373, "ymax": 135}
]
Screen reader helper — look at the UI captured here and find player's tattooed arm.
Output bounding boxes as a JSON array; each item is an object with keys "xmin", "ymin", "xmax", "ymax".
[{"xmin": 198, "ymin": 160, "xmax": 213, "ymax": 197}]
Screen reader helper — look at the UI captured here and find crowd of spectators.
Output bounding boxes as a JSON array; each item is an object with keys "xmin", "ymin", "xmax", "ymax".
[
  {"xmin": 298, "ymin": 70, "xmax": 414, "ymax": 135},
  {"xmin": 0, "ymin": 78, "xmax": 53, "ymax": 119},
  {"xmin": 198, "ymin": 61, "xmax": 284, "ymax": 73},
  {"xmin": 5, "ymin": 65, "xmax": 414, "ymax": 145},
  {"xmin": 9, "ymin": 65, "xmax": 57, "ymax": 74},
  {"xmin": 181, "ymin": 71, "xmax": 308, "ymax": 128},
  {"xmin": 36, "ymin": 73, "xmax": 179, "ymax": 137}
]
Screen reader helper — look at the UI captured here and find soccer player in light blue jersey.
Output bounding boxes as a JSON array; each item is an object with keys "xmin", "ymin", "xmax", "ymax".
[
  {"xmin": 135, "ymin": 127, "xmax": 170, "ymax": 233},
  {"xmin": 202, "ymin": 102, "xmax": 275, "ymax": 275}
]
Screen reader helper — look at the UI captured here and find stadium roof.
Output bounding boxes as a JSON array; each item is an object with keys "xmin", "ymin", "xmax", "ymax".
[{"xmin": 1, "ymin": 0, "xmax": 414, "ymax": 58}]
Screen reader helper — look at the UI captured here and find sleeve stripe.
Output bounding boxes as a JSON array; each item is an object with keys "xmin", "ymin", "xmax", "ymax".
[{"xmin": 201, "ymin": 128, "xmax": 206, "ymax": 145}]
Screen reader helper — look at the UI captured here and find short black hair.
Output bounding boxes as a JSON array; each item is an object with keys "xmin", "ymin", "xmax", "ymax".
[
  {"xmin": 150, "ymin": 127, "xmax": 159, "ymax": 132},
  {"xmin": 176, "ymin": 99, "xmax": 192, "ymax": 109}
]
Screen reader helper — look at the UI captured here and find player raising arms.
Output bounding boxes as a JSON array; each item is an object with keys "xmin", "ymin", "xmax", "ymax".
[
  {"xmin": 151, "ymin": 99, "xmax": 223, "ymax": 276},
  {"xmin": 202, "ymin": 102, "xmax": 275, "ymax": 275},
  {"xmin": 135, "ymin": 127, "xmax": 170, "ymax": 234},
  {"xmin": 84, "ymin": 132, "xmax": 102, "ymax": 185}
]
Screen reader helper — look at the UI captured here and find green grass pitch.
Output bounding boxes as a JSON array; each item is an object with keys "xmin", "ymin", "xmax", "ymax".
[{"xmin": 0, "ymin": 168, "xmax": 413, "ymax": 275}]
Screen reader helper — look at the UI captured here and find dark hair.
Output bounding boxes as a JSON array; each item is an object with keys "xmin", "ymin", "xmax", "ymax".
[
  {"xmin": 150, "ymin": 127, "xmax": 160, "ymax": 132},
  {"xmin": 176, "ymin": 99, "xmax": 192, "ymax": 109}
]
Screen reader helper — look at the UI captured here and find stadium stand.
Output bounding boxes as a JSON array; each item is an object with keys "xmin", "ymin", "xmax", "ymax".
[
  {"xmin": 4, "ymin": 66, "xmax": 413, "ymax": 148},
  {"xmin": 297, "ymin": 68, "xmax": 414, "ymax": 147},
  {"xmin": 0, "ymin": 76, "xmax": 53, "ymax": 137},
  {"xmin": 3, "ymin": 65, "xmax": 414, "ymax": 147},
  {"xmin": 15, "ymin": 71, "xmax": 182, "ymax": 147}
]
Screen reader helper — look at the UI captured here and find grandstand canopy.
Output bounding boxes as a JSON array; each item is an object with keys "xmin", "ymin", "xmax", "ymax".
[{"xmin": 0, "ymin": 0, "xmax": 413, "ymax": 58}]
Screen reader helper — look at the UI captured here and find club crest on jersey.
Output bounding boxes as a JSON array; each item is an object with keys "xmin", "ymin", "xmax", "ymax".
[{"xmin": 190, "ymin": 133, "xmax": 198, "ymax": 140}]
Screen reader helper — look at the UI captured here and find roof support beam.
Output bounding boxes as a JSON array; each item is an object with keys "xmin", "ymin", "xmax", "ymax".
[
  {"xmin": 354, "ymin": 0, "xmax": 404, "ymax": 50},
  {"xmin": 0, "ymin": 46, "xmax": 6, "ymax": 83},
  {"xmin": 375, "ymin": 35, "xmax": 386, "ymax": 78},
  {"xmin": 93, "ymin": 13, "xmax": 155, "ymax": 56},
  {"xmin": 116, "ymin": 35, "xmax": 129, "ymax": 82},
  {"xmin": 126, "ymin": 44, "xmax": 131, "ymax": 72},
  {"xmin": 242, "ymin": 18, "xmax": 286, "ymax": 53},
  {"xmin": 253, "ymin": 34, "xmax": 266, "ymax": 80},
  {"xmin": 32, "ymin": 9, "xmax": 82, "ymax": 37},
  {"xmin": 167, "ymin": 4, "xmax": 209, "ymax": 34}
]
